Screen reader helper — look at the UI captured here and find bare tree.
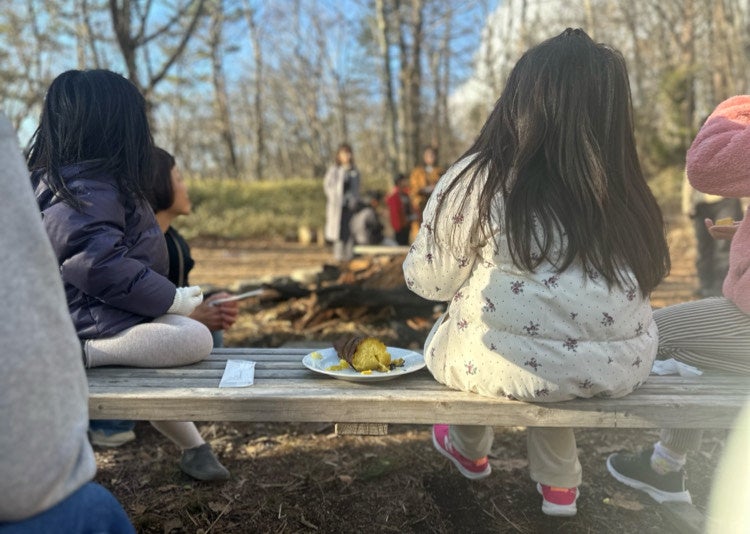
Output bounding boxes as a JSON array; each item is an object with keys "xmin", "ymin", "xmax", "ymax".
[
  {"xmin": 108, "ymin": 0, "xmax": 206, "ymax": 110},
  {"xmin": 374, "ymin": 0, "xmax": 400, "ymax": 176},
  {"xmin": 243, "ymin": 0, "xmax": 265, "ymax": 180},
  {"xmin": 424, "ymin": 1, "xmax": 455, "ymax": 154},
  {"xmin": 395, "ymin": 0, "xmax": 424, "ymax": 170},
  {"xmin": 206, "ymin": 0, "xmax": 239, "ymax": 177},
  {"xmin": 0, "ymin": 0, "xmax": 63, "ymax": 131}
]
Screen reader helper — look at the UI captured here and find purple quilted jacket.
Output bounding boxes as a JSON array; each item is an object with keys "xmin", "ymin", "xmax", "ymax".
[{"xmin": 34, "ymin": 163, "xmax": 176, "ymax": 338}]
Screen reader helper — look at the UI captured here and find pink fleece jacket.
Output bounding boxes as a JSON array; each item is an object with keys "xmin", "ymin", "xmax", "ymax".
[{"xmin": 686, "ymin": 95, "xmax": 750, "ymax": 314}]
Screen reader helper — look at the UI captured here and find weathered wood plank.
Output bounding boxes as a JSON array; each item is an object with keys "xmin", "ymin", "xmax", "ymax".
[
  {"xmin": 88, "ymin": 388, "xmax": 749, "ymax": 428},
  {"xmin": 86, "ymin": 348, "xmax": 750, "ymax": 430},
  {"xmin": 352, "ymin": 244, "xmax": 410, "ymax": 256},
  {"xmin": 335, "ymin": 423, "xmax": 389, "ymax": 435},
  {"xmin": 85, "ymin": 372, "xmax": 749, "ymax": 396}
]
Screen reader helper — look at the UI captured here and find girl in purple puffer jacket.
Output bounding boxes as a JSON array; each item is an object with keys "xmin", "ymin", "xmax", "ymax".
[{"xmin": 28, "ymin": 69, "xmax": 229, "ymax": 481}]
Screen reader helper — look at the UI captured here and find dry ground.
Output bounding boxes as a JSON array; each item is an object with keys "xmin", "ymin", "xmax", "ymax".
[{"xmin": 94, "ymin": 222, "xmax": 730, "ymax": 533}]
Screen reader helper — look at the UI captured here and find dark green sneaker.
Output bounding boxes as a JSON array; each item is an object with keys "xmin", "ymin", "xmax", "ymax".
[
  {"xmin": 607, "ymin": 448, "xmax": 691, "ymax": 504},
  {"xmin": 180, "ymin": 443, "xmax": 230, "ymax": 481}
]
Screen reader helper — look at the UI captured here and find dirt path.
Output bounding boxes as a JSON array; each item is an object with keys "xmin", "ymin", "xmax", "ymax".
[
  {"xmin": 188, "ymin": 224, "xmax": 700, "ymax": 309},
  {"xmin": 188, "ymin": 240, "xmax": 333, "ymax": 290},
  {"xmin": 95, "ymin": 222, "xmax": 727, "ymax": 534}
]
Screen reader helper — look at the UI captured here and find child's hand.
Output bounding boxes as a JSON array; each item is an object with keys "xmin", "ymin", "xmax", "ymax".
[
  {"xmin": 705, "ymin": 218, "xmax": 741, "ymax": 240},
  {"xmin": 167, "ymin": 285, "xmax": 204, "ymax": 316},
  {"xmin": 194, "ymin": 292, "xmax": 240, "ymax": 330}
]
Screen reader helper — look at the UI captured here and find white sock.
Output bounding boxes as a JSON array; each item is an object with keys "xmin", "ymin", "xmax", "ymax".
[
  {"xmin": 650, "ymin": 441, "xmax": 686, "ymax": 475},
  {"xmin": 150, "ymin": 421, "xmax": 204, "ymax": 450}
]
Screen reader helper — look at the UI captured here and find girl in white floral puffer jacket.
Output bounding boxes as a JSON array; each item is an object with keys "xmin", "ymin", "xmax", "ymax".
[{"xmin": 403, "ymin": 29, "xmax": 670, "ymax": 517}]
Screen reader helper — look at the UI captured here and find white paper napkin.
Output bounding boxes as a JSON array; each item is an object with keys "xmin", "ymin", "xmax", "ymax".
[
  {"xmin": 650, "ymin": 358, "xmax": 703, "ymax": 377},
  {"xmin": 219, "ymin": 360, "xmax": 256, "ymax": 387}
]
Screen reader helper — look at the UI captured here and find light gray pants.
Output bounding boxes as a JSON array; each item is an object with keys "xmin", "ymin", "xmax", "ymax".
[
  {"xmin": 655, "ymin": 297, "xmax": 750, "ymax": 452},
  {"xmin": 449, "ymin": 425, "xmax": 582, "ymax": 488},
  {"xmin": 84, "ymin": 314, "xmax": 214, "ymax": 450},
  {"xmin": 333, "ymin": 238, "xmax": 354, "ymax": 262}
]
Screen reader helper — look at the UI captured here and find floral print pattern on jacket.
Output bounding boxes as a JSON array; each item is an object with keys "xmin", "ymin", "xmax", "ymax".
[{"xmin": 403, "ymin": 157, "xmax": 657, "ymax": 402}]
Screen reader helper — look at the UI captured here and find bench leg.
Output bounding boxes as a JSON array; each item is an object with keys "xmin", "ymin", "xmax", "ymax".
[{"xmin": 334, "ymin": 423, "xmax": 388, "ymax": 436}]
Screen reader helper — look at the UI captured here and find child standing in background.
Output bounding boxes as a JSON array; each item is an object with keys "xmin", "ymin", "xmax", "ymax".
[
  {"xmin": 28, "ymin": 69, "xmax": 229, "ymax": 481},
  {"xmin": 403, "ymin": 29, "xmax": 670, "ymax": 517},
  {"xmin": 408, "ymin": 146, "xmax": 443, "ymax": 239},
  {"xmin": 386, "ymin": 173, "xmax": 415, "ymax": 245}
]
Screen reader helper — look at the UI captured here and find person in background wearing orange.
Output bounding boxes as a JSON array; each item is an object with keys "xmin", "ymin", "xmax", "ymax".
[
  {"xmin": 386, "ymin": 173, "xmax": 415, "ymax": 246},
  {"xmin": 409, "ymin": 146, "xmax": 443, "ymax": 238}
]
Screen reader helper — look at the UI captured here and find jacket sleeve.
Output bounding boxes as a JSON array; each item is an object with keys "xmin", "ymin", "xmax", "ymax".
[
  {"xmin": 323, "ymin": 166, "xmax": 338, "ymax": 199},
  {"xmin": 409, "ymin": 168, "xmax": 424, "ymax": 204},
  {"xmin": 403, "ymin": 159, "xmax": 482, "ymax": 301},
  {"xmin": 351, "ymin": 170, "xmax": 361, "ymax": 200},
  {"xmin": 386, "ymin": 192, "xmax": 404, "ymax": 231},
  {"xmin": 686, "ymin": 95, "xmax": 750, "ymax": 197},
  {"xmin": 45, "ymin": 184, "xmax": 175, "ymax": 317}
]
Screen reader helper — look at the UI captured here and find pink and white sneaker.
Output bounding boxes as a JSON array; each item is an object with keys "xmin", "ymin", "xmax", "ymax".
[
  {"xmin": 537, "ymin": 483, "xmax": 579, "ymax": 516},
  {"xmin": 431, "ymin": 424, "xmax": 491, "ymax": 480}
]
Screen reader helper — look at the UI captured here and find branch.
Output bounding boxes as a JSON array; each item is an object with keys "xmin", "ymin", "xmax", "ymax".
[{"xmin": 148, "ymin": 0, "xmax": 206, "ymax": 89}]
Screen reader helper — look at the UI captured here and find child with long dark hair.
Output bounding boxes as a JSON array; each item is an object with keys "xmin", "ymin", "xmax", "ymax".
[
  {"xmin": 28, "ymin": 69, "xmax": 229, "ymax": 481},
  {"xmin": 403, "ymin": 29, "xmax": 670, "ymax": 517}
]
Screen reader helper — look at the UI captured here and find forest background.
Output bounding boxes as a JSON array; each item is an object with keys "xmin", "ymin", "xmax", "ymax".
[
  {"xmin": 2, "ymin": 0, "xmax": 750, "ymax": 234},
  {"xmin": 2, "ymin": 3, "xmax": 747, "ymax": 531}
]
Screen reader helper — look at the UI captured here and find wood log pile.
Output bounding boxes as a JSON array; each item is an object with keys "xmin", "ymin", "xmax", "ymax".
[{"xmin": 226, "ymin": 254, "xmax": 439, "ymax": 348}]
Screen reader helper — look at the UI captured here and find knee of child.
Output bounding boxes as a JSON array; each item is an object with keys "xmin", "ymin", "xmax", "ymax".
[{"xmin": 183, "ymin": 320, "xmax": 213, "ymax": 364}]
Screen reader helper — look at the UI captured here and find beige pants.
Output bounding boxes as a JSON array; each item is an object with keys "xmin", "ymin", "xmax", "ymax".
[{"xmin": 449, "ymin": 425, "xmax": 582, "ymax": 488}]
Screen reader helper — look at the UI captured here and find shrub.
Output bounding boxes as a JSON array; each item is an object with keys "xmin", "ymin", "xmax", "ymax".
[{"xmin": 177, "ymin": 175, "xmax": 390, "ymax": 240}]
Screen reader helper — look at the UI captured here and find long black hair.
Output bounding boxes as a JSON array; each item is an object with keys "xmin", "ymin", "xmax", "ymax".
[
  {"xmin": 27, "ymin": 69, "xmax": 153, "ymax": 210},
  {"xmin": 436, "ymin": 28, "xmax": 670, "ymax": 295},
  {"xmin": 148, "ymin": 147, "xmax": 177, "ymax": 212}
]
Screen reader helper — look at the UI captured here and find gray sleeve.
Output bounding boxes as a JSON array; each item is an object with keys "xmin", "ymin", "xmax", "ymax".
[{"xmin": 0, "ymin": 114, "xmax": 96, "ymax": 521}]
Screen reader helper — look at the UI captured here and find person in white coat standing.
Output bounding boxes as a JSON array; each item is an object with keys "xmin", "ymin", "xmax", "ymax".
[{"xmin": 324, "ymin": 143, "xmax": 360, "ymax": 261}]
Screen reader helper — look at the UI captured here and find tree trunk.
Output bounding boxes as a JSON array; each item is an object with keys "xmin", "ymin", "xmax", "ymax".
[
  {"xmin": 406, "ymin": 0, "xmax": 423, "ymax": 168},
  {"xmin": 374, "ymin": 0, "xmax": 400, "ymax": 177},
  {"xmin": 680, "ymin": 0, "xmax": 696, "ymax": 145},
  {"xmin": 209, "ymin": 0, "xmax": 239, "ymax": 177},
  {"xmin": 396, "ymin": 0, "xmax": 424, "ymax": 170},
  {"xmin": 244, "ymin": 0, "xmax": 265, "ymax": 180}
]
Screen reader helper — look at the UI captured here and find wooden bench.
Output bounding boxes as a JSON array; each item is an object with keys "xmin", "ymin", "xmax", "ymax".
[
  {"xmin": 87, "ymin": 347, "xmax": 749, "ymax": 431},
  {"xmin": 353, "ymin": 244, "xmax": 411, "ymax": 256},
  {"xmin": 87, "ymin": 347, "xmax": 748, "ymax": 533}
]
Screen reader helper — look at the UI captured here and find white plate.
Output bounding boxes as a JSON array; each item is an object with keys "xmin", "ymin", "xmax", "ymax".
[{"xmin": 302, "ymin": 346, "xmax": 425, "ymax": 382}]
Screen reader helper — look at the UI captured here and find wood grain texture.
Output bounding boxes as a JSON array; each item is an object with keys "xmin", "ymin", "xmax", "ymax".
[{"xmin": 87, "ymin": 348, "xmax": 750, "ymax": 429}]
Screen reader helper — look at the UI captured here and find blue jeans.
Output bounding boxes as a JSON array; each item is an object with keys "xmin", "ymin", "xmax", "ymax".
[
  {"xmin": 89, "ymin": 419, "xmax": 136, "ymax": 434},
  {"xmin": 0, "ymin": 482, "xmax": 134, "ymax": 533}
]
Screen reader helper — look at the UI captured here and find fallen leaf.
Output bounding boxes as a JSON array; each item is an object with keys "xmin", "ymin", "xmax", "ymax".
[
  {"xmin": 131, "ymin": 503, "xmax": 148, "ymax": 515},
  {"xmin": 161, "ymin": 517, "xmax": 183, "ymax": 533},
  {"xmin": 603, "ymin": 492, "xmax": 645, "ymax": 511},
  {"xmin": 208, "ymin": 501, "xmax": 229, "ymax": 514},
  {"xmin": 488, "ymin": 458, "xmax": 528, "ymax": 471}
]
